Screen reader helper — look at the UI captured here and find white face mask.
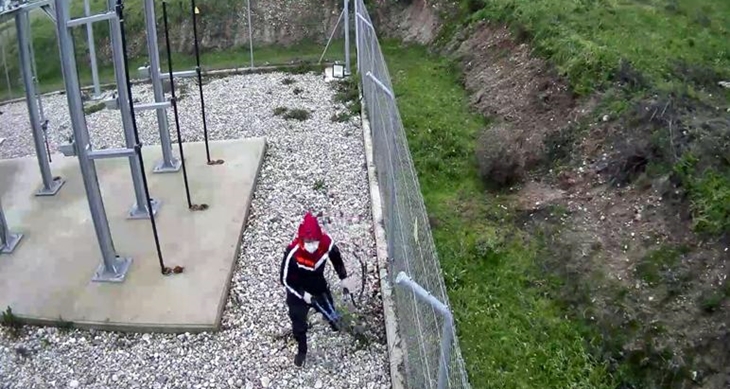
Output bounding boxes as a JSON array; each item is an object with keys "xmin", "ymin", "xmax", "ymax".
[{"xmin": 304, "ymin": 241, "xmax": 319, "ymax": 253}]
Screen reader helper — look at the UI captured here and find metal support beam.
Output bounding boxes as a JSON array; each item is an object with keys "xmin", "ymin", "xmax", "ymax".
[
  {"xmin": 395, "ymin": 272, "xmax": 454, "ymax": 389},
  {"xmin": 53, "ymin": 0, "xmax": 131, "ymax": 282},
  {"xmin": 88, "ymin": 147, "xmax": 137, "ymax": 159},
  {"xmin": 16, "ymin": 9, "xmax": 64, "ymax": 196},
  {"xmin": 344, "ymin": 0, "xmax": 351, "ymax": 75},
  {"xmin": 67, "ymin": 12, "xmax": 115, "ymax": 27},
  {"xmin": 84, "ymin": 0, "xmax": 101, "ymax": 98},
  {"xmin": 0, "ymin": 197, "xmax": 23, "ymax": 254},
  {"xmin": 106, "ymin": 0, "xmax": 161, "ymax": 219},
  {"xmin": 39, "ymin": 4, "xmax": 56, "ymax": 24},
  {"xmin": 356, "ymin": 12, "xmax": 373, "ymax": 31},
  {"xmin": 366, "ymin": 71, "xmax": 394, "ymax": 99},
  {"xmin": 135, "ymin": 101, "xmax": 171, "ymax": 111},
  {"xmin": 159, "ymin": 69, "xmax": 197, "ymax": 80},
  {"xmin": 317, "ymin": 9, "xmax": 343, "ymax": 66},
  {"xmin": 143, "ymin": 0, "xmax": 180, "ymax": 174}
]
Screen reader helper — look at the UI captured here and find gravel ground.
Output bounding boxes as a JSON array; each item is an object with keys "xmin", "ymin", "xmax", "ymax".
[{"xmin": 0, "ymin": 72, "xmax": 390, "ymax": 389}]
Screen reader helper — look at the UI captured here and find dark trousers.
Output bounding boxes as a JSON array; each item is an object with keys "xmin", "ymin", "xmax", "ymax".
[{"xmin": 286, "ymin": 289, "xmax": 337, "ymax": 354}]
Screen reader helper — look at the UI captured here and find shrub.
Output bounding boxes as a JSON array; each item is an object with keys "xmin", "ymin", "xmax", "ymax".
[
  {"xmin": 476, "ymin": 125, "xmax": 539, "ymax": 186},
  {"xmin": 331, "ymin": 112, "xmax": 352, "ymax": 123},
  {"xmin": 283, "ymin": 109, "xmax": 311, "ymax": 121},
  {"xmin": 273, "ymin": 107, "xmax": 288, "ymax": 116}
]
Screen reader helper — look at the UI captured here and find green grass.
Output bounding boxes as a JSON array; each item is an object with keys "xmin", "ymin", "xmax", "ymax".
[
  {"xmin": 468, "ymin": 0, "xmax": 730, "ymax": 97},
  {"xmin": 463, "ymin": 0, "xmax": 730, "ymax": 239},
  {"xmin": 635, "ymin": 245, "xmax": 690, "ymax": 286},
  {"xmin": 382, "ymin": 40, "xmax": 617, "ymax": 389}
]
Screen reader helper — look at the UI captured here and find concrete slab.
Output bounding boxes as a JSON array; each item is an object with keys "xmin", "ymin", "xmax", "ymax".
[{"xmin": 0, "ymin": 138, "xmax": 266, "ymax": 333}]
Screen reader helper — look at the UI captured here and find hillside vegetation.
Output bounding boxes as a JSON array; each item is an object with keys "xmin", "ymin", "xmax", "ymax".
[{"xmin": 397, "ymin": 0, "xmax": 730, "ymax": 388}]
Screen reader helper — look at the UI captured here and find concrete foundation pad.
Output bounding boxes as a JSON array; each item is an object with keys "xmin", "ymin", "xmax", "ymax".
[{"xmin": 0, "ymin": 138, "xmax": 266, "ymax": 333}]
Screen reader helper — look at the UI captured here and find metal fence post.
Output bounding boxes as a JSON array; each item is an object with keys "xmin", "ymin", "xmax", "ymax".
[
  {"xmin": 353, "ymin": 0, "xmax": 359, "ymax": 70},
  {"xmin": 344, "ymin": 0, "xmax": 350, "ymax": 75}
]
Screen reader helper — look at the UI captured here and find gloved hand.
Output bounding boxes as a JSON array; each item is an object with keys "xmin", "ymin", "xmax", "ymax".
[
  {"xmin": 340, "ymin": 276, "xmax": 358, "ymax": 294},
  {"xmin": 302, "ymin": 292, "xmax": 313, "ymax": 304}
]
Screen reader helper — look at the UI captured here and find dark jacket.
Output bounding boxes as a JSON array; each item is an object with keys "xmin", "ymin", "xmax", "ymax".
[{"xmin": 280, "ymin": 239, "xmax": 347, "ymax": 299}]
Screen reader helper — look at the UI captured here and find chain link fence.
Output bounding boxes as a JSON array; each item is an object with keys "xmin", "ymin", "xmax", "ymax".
[{"xmin": 353, "ymin": 1, "xmax": 471, "ymax": 388}]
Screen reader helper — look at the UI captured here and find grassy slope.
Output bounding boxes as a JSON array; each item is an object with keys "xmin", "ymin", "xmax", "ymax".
[
  {"xmin": 381, "ymin": 40, "xmax": 616, "ymax": 389},
  {"xmin": 469, "ymin": 0, "xmax": 730, "ymax": 97},
  {"xmin": 395, "ymin": 0, "xmax": 728, "ymax": 387},
  {"xmin": 468, "ymin": 0, "xmax": 730, "ymax": 236}
]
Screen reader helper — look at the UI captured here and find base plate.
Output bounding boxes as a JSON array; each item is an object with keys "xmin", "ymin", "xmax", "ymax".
[
  {"xmin": 152, "ymin": 157, "xmax": 182, "ymax": 173},
  {"xmin": 35, "ymin": 176, "xmax": 65, "ymax": 197},
  {"xmin": 0, "ymin": 233, "xmax": 23, "ymax": 254},
  {"xmin": 127, "ymin": 198, "xmax": 162, "ymax": 219},
  {"xmin": 91, "ymin": 256, "xmax": 133, "ymax": 283}
]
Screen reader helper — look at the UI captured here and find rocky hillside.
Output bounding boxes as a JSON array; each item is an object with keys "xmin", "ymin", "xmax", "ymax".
[{"xmin": 144, "ymin": 0, "xmax": 344, "ymax": 53}]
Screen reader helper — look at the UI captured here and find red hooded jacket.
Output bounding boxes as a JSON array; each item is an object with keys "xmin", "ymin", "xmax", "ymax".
[{"xmin": 279, "ymin": 213, "xmax": 347, "ymax": 299}]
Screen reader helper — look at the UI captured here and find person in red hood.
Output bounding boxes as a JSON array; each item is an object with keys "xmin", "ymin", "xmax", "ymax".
[{"xmin": 279, "ymin": 212, "xmax": 358, "ymax": 367}]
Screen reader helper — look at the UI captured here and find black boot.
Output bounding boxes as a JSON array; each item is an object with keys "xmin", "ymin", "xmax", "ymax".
[
  {"xmin": 329, "ymin": 320, "xmax": 340, "ymax": 332},
  {"xmin": 294, "ymin": 350, "xmax": 306, "ymax": 367},
  {"xmin": 294, "ymin": 339, "xmax": 307, "ymax": 367}
]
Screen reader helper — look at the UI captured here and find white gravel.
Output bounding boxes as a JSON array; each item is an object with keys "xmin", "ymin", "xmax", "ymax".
[{"xmin": 0, "ymin": 72, "xmax": 390, "ymax": 389}]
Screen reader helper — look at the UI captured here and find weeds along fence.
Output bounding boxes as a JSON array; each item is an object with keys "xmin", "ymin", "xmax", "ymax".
[{"xmin": 354, "ymin": 1, "xmax": 471, "ymax": 389}]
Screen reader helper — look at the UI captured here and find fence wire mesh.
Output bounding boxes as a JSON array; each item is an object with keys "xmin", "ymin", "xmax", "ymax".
[{"xmin": 353, "ymin": 1, "xmax": 471, "ymax": 388}]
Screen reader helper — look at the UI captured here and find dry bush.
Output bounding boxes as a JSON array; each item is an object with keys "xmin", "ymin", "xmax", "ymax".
[{"xmin": 476, "ymin": 124, "xmax": 543, "ymax": 186}]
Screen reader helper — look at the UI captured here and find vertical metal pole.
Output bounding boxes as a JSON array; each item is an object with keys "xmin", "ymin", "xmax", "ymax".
[
  {"xmin": 246, "ymin": 0, "xmax": 253, "ymax": 68},
  {"xmin": 24, "ymin": 12, "xmax": 52, "ymax": 164},
  {"xmin": 354, "ymin": 0, "xmax": 360, "ymax": 72},
  {"xmin": 144, "ymin": 0, "xmax": 181, "ymax": 173},
  {"xmin": 344, "ymin": 0, "xmax": 350, "ymax": 75},
  {"xmin": 437, "ymin": 314, "xmax": 455, "ymax": 389},
  {"xmin": 0, "ymin": 197, "xmax": 23, "ymax": 254},
  {"xmin": 163, "ymin": 1, "xmax": 197, "ymax": 210},
  {"xmin": 53, "ymin": 0, "xmax": 131, "ymax": 282},
  {"xmin": 1, "ymin": 29, "xmax": 11, "ymax": 96},
  {"xmin": 190, "ymin": 0, "xmax": 213, "ymax": 164},
  {"xmin": 106, "ymin": 0, "xmax": 161, "ymax": 219},
  {"xmin": 84, "ymin": 0, "xmax": 101, "ymax": 98},
  {"xmin": 16, "ymin": 10, "xmax": 64, "ymax": 196},
  {"xmin": 26, "ymin": 20, "xmax": 44, "ymax": 123}
]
